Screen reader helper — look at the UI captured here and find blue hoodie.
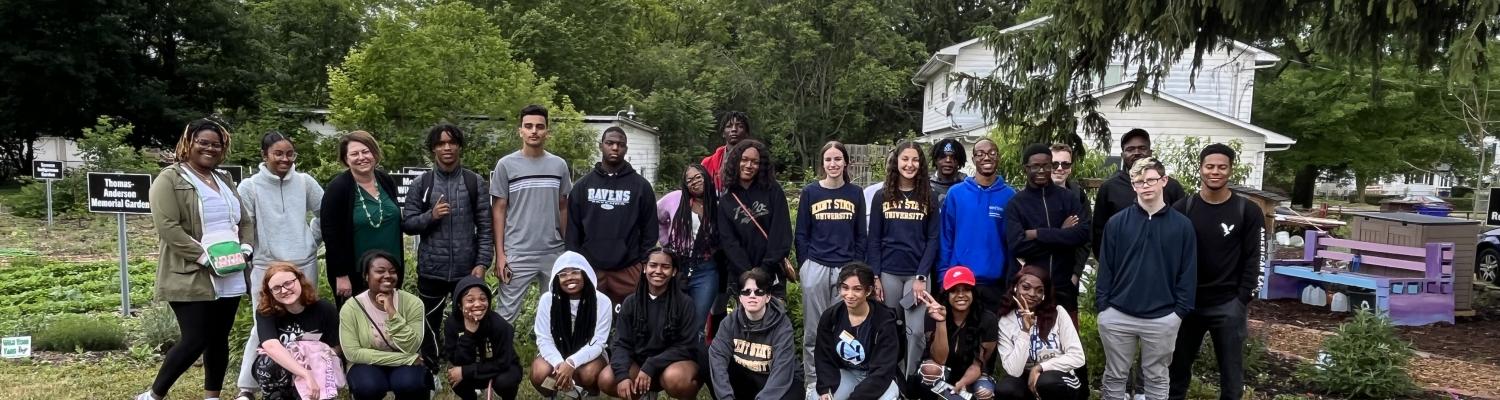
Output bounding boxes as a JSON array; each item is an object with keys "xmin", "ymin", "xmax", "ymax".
[{"xmin": 940, "ymin": 176, "xmax": 1017, "ymax": 286}]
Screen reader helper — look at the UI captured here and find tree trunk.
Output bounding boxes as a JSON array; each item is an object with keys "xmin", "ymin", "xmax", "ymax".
[
  {"xmin": 1292, "ymin": 164, "xmax": 1318, "ymax": 209},
  {"xmin": 1354, "ymin": 172, "xmax": 1370, "ymax": 205}
]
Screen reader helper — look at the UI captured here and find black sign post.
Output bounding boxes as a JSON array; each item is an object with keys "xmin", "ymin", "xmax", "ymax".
[
  {"xmin": 88, "ymin": 172, "xmax": 152, "ymax": 316},
  {"xmin": 215, "ymin": 165, "xmax": 243, "ymax": 184},
  {"xmin": 1487, "ymin": 188, "xmax": 1500, "ymax": 226},
  {"xmin": 32, "ymin": 161, "xmax": 63, "ymax": 228}
]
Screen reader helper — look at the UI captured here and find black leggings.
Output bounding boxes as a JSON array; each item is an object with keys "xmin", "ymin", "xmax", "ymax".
[
  {"xmin": 995, "ymin": 370, "xmax": 1082, "ymax": 400},
  {"xmin": 152, "ymin": 297, "xmax": 241, "ymax": 395}
]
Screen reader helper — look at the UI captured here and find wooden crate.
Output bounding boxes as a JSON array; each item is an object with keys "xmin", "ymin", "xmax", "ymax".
[{"xmin": 1350, "ymin": 212, "xmax": 1480, "ymax": 311}]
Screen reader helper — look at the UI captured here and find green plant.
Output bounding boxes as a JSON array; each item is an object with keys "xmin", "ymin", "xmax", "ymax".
[
  {"xmin": 35, "ymin": 314, "xmax": 126, "ymax": 351},
  {"xmin": 1077, "ymin": 268, "xmax": 1106, "ymax": 386},
  {"xmin": 1190, "ymin": 332, "xmax": 1268, "ymax": 387},
  {"xmin": 10, "ymin": 116, "xmax": 157, "ymax": 219},
  {"xmin": 134, "ymin": 304, "xmax": 180, "ymax": 353},
  {"xmin": 1296, "ymin": 309, "xmax": 1417, "ymax": 399}
]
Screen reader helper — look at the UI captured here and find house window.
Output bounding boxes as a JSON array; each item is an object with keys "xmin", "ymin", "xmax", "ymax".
[{"xmin": 1101, "ymin": 65, "xmax": 1128, "ymax": 87}]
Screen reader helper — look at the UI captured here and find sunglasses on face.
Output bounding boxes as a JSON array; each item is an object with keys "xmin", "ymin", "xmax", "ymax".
[{"xmin": 739, "ymin": 288, "xmax": 767, "ymax": 297}]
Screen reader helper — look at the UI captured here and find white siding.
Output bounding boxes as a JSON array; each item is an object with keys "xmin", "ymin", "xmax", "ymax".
[
  {"xmin": 1086, "ymin": 90, "xmax": 1271, "ymax": 189},
  {"xmin": 31, "ymin": 137, "xmax": 87, "ymax": 169},
  {"xmin": 1107, "ymin": 45, "xmax": 1261, "ymax": 122},
  {"xmin": 583, "ymin": 122, "xmax": 660, "ymax": 186}
]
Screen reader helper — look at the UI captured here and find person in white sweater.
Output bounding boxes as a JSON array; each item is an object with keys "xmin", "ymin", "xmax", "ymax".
[
  {"xmin": 233, "ymin": 132, "xmax": 325, "ymax": 400},
  {"xmin": 995, "ymin": 265, "xmax": 1085, "ymax": 400},
  {"xmin": 530, "ymin": 251, "xmax": 615, "ymax": 398}
]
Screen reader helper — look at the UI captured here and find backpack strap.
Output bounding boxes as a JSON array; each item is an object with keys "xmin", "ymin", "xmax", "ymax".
[{"xmin": 421, "ymin": 169, "xmax": 481, "ymax": 213}]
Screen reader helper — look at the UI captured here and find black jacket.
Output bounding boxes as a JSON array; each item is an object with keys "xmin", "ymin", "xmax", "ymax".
[
  {"xmin": 320, "ymin": 169, "xmax": 401, "ymax": 283},
  {"xmin": 401, "ymin": 165, "xmax": 495, "ymax": 281},
  {"xmin": 814, "ymin": 302, "xmax": 901, "ymax": 399},
  {"xmin": 444, "ymin": 276, "xmax": 522, "ymax": 386},
  {"xmin": 717, "ymin": 182, "xmax": 793, "ymax": 282},
  {"xmin": 1004, "ymin": 183, "xmax": 1090, "ymax": 287},
  {"xmin": 610, "ymin": 271, "xmax": 705, "ymax": 380},
  {"xmin": 1091, "ymin": 170, "xmax": 1186, "ymax": 257},
  {"xmin": 566, "ymin": 162, "xmax": 658, "ymax": 271},
  {"xmin": 1062, "ymin": 179, "xmax": 1093, "ymax": 277}
]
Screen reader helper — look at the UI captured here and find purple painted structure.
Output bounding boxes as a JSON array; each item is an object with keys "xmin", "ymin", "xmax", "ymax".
[{"xmin": 1262, "ymin": 230, "xmax": 1455, "ymax": 326}]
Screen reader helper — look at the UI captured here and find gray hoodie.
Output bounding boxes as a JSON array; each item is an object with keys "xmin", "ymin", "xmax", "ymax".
[{"xmin": 238, "ymin": 163, "xmax": 323, "ymax": 268}]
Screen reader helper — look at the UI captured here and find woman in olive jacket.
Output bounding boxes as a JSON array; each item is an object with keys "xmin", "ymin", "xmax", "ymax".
[{"xmin": 137, "ymin": 119, "xmax": 256, "ymax": 400}]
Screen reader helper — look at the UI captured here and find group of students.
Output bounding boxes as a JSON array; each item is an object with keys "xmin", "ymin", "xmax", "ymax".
[{"xmin": 135, "ymin": 104, "xmax": 1262, "ymax": 400}]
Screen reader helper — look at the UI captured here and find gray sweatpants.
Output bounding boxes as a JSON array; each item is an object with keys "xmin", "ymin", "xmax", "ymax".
[
  {"xmin": 496, "ymin": 251, "xmax": 561, "ymax": 323},
  {"xmin": 235, "ymin": 261, "xmax": 319, "ymax": 392},
  {"xmin": 799, "ymin": 259, "xmax": 841, "ymax": 387},
  {"xmin": 879, "ymin": 273, "xmax": 927, "ymax": 377},
  {"xmin": 1099, "ymin": 307, "xmax": 1182, "ymax": 400},
  {"xmin": 833, "ymin": 369, "xmax": 899, "ymax": 400}
]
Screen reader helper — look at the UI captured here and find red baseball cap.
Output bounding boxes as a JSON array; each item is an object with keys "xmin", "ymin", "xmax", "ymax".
[{"xmin": 943, "ymin": 266, "xmax": 976, "ymax": 291}]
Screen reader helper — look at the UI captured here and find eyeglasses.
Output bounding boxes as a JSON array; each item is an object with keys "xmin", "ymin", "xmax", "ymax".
[
  {"xmin": 1052, "ymin": 161, "xmax": 1073, "ymax": 170},
  {"xmin": 270, "ymin": 151, "xmax": 298, "ymax": 161},
  {"xmin": 973, "ymin": 150, "xmax": 998, "ymax": 159},
  {"xmin": 194, "ymin": 139, "xmax": 224, "ymax": 150},
  {"xmin": 1131, "ymin": 177, "xmax": 1163, "ymax": 189},
  {"xmin": 269, "ymin": 279, "xmax": 299, "ymax": 294},
  {"xmin": 739, "ymin": 288, "xmax": 767, "ymax": 297},
  {"xmin": 685, "ymin": 175, "xmax": 705, "ymax": 184},
  {"xmin": 1025, "ymin": 164, "xmax": 1051, "ymax": 173}
]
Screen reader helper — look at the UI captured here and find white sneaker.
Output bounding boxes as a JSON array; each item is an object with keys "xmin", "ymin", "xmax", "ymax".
[
  {"xmin": 1132, "ymin": 395, "xmax": 1147, "ymax": 400},
  {"xmin": 135, "ymin": 391, "xmax": 160, "ymax": 400}
]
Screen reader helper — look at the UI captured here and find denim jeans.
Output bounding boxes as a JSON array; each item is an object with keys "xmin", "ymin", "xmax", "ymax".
[{"xmin": 682, "ymin": 259, "xmax": 720, "ymax": 340}]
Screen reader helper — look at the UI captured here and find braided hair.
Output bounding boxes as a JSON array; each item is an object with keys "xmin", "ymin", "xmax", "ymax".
[
  {"xmin": 630, "ymin": 248, "xmax": 689, "ymax": 344},
  {"xmin": 666, "ymin": 164, "xmax": 718, "ymax": 261}
]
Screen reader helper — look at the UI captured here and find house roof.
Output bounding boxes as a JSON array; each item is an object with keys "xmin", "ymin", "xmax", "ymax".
[
  {"xmin": 582, "ymin": 115, "xmax": 660, "ymax": 136},
  {"xmin": 1084, "ymin": 82, "xmax": 1296, "ymax": 149},
  {"xmin": 912, "ymin": 16, "xmax": 1281, "ymax": 82}
]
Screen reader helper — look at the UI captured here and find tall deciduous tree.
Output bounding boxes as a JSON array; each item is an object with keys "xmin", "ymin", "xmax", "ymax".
[
  {"xmin": 327, "ymin": 1, "xmax": 592, "ymax": 170},
  {"xmin": 248, "ymin": 0, "xmax": 364, "ymax": 106}
]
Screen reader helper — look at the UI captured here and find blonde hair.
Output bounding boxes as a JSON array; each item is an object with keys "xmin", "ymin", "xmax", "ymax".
[
  {"xmin": 174, "ymin": 119, "xmax": 232, "ymax": 162},
  {"xmin": 1129, "ymin": 157, "xmax": 1166, "ymax": 179}
]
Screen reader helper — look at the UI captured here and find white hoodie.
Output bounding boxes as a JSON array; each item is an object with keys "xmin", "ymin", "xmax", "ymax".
[
  {"xmin": 534, "ymin": 251, "xmax": 615, "ymax": 368},
  {"xmin": 997, "ymin": 305, "xmax": 1086, "ymax": 378},
  {"xmin": 237, "ymin": 163, "xmax": 324, "ymax": 268}
]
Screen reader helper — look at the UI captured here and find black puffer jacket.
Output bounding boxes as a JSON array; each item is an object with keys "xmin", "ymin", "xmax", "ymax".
[{"xmin": 401, "ymin": 166, "xmax": 494, "ymax": 282}]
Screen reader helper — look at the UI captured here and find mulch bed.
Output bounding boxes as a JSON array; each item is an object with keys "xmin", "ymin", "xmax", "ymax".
[{"xmin": 1250, "ymin": 296, "xmax": 1500, "ymax": 365}]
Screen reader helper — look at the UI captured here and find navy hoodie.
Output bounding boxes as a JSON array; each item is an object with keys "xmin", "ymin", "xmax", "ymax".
[
  {"xmin": 444, "ymin": 276, "xmax": 523, "ymax": 387},
  {"xmin": 1092, "ymin": 170, "xmax": 1186, "ymax": 258},
  {"xmin": 1095, "ymin": 203, "xmax": 1197, "ymax": 319},
  {"xmin": 940, "ymin": 176, "xmax": 1017, "ymax": 285},
  {"xmin": 795, "ymin": 182, "xmax": 865, "ymax": 267},
  {"xmin": 567, "ymin": 162, "xmax": 659, "ymax": 271},
  {"xmin": 1004, "ymin": 183, "xmax": 1090, "ymax": 288}
]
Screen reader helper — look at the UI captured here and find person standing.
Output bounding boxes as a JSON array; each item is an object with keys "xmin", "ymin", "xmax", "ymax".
[
  {"xmin": 796, "ymin": 141, "xmax": 866, "ymax": 389},
  {"xmin": 940, "ymin": 138, "xmax": 1016, "ymax": 311},
  {"xmin": 138, "ymin": 119, "xmax": 255, "ymax": 400},
  {"xmin": 716, "ymin": 139, "xmax": 794, "ymax": 297},
  {"xmin": 658, "ymin": 164, "xmax": 721, "ymax": 336},
  {"xmin": 866, "ymin": 141, "xmax": 939, "ymax": 380},
  {"xmin": 701, "ymin": 111, "xmax": 750, "ymax": 188},
  {"xmin": 1004, "ymin": 144, "xmax": 1090, "ymax": 318},
  {"xmin": 1049, "ymin": 143, "xmax": 1092, "ymax": 291},
  {"xmin": 234, "ymin": 132, "xmax": 326, "ymax": 400},
  {"xmin": 402, "ymin": 124, "xmax": 494, "ymax": 366},
  {"xmin": 568, "ymin": 126, "xmax": 658, "ymax": 304},
  {"xmin": 321, "ymin": 131, "xmax": 404, "ymax": 307},
  {"xmin": 491, "ymin": 105, "xmax": 572, "ymax": 322},
  {"xmin": 1167, "ymin": 144, "xmax": 1263, "ymax": 400},
  {"xmin": 929, "ymin": 138, "xmax": 968, "ymax": 205},
  {"xmin": 1095, "ymin": 159, "xmax": 1197, "ymax": 400},
  {"xmin": 1092, "ymin": 129, "xmax": 1187, "ymax": 259}
]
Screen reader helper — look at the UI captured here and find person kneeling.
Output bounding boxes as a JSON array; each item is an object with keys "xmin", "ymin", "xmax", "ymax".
[
  {"xmin": 530, "ymin": 251, "xmax": 613, "ymax": 398},
  {"xmin": 709, "ymin": 268, "xmax": 803, "ymax": 399},
  {"xmin": 995, "ymin": 266, "xmax": 1085, "ymax": 400},
  {"xmin": 814, "ymin": 262, "xmax": 902, "ymax": 400},
  {"xmin": 252, "ymin": 262, "xmax": 343, "ymax": 400},
  {"xmin": 603, "ymin": 249, "xmax": 706, "ymax": 400},
  {"xmin": 917, "ymin": 266, "xmax": 998, "ymax": 400},
  {"xmin": 445, "ymin": 277, "xmax": 522, "ymax": 399},
  {"xmin": 340, "ymin": 250, "xmax": 429, "ymax": 400}
]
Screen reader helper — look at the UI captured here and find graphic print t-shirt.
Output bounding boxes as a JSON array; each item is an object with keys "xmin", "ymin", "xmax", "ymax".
[{"xmin": 256, "ymin": 300, "xmax": 340, "ymax": 348}]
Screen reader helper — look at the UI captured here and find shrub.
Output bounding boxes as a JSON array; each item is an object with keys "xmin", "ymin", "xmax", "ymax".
[
  {"xmin": 35, "ymin": 314, "xmax": 127, "ymax": 351},
  {"xmin": 134, "ymin": 304, "xmax": 180, "ymax": 352},
  {"xmin": 1077, "ymin": 268, "xmax": 1106, "ymax": 386},
  {"xmin": 1191, "ymin": 332, "xmax": 1268, "ymax": 386},
  {"xmin": 1296, "ymin": 309, "xmax": 1417, "ymax": 399}
]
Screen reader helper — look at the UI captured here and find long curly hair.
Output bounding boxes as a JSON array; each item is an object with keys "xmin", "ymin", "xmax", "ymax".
[
  {"xmin": 995, "ymin": 265, "xmax": 1060, "ymax": 338},
  {"xmin": 721, "ymin": 138, "xmax": 775, "ymax": 190},
  {"xmin": 881, "ymin": 140, "xmax": 933, "ymax": 208},
  {"xmin": 256, "ymin": 262, "xmax": 319, "ymax": 317}
]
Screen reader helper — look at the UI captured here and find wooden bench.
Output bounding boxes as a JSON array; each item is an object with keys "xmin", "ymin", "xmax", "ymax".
[{"xmin": 1262, "ymin": 230, "xmax": 1456, "ymax": 326}]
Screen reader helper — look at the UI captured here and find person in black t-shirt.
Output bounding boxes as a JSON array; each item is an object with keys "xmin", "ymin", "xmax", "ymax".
[
  {"xmin": 917, "ymin": 266, "xmax": 999, "ymax": 400},
  {"xmin": 1167, "ymin": 144, "xmax": 1264, "ymax": 400},
  {"xmin": 250, "ymin": 262, "xmax": 342, "ymax": 400}
]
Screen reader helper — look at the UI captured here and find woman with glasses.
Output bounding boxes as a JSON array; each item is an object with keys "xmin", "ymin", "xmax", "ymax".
[
  {"xmin": 708, "ymin": 268, "xmax": 803, "ymax": 400},
  {"xmin": 321, "ymin": 131, "xmax": 404, "ymax": 307},
  {"xmin": 138, "ymin": 119, "xmax": 255, "ymax": 400},
  {"xmin": 658, "ymin": 164, "xmax": 721, "ymax": 338},
  {"xmin": 233, "ymin": 132, "xmax": 327, "ymax": 400},
  {"xmin": 248, "ymin": 262, "xmax": 342, "ymax": 400}
]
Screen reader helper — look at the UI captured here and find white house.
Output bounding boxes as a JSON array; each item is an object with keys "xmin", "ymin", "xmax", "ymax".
[
  {"xmin": 581, "ymin": 115, "xmax": 662, "ymax": 186},
  {"xmin": 912, "ymin": 16, "xmax": 1296, "ymax": 188}
]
